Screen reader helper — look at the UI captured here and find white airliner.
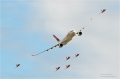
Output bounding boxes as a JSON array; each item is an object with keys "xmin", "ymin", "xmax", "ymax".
[
  {"xmin": 32, "ymin": 19, "xmax": 92, "ymax": 56},
  {"xmin": 32, "ymin": 29, "xmax": 83, "ymax": 56}
]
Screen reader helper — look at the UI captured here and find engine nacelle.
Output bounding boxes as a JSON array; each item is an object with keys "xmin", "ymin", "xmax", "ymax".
[
  {"xmin": 78, "ymin": 31, "xmax": 82, "ymax": 36},
  {"xmin": 59, "ymin": 44, "xmax": 63, "ymax": 48}
]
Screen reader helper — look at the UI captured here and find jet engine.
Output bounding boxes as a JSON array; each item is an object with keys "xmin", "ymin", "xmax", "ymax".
[
  {"xmin": 59, "ymin": 44, "xmax": 63, "ymax": 48},
  {"xmin": 78, "ymin": 31, "xmax": 82, "ymax": 36}
]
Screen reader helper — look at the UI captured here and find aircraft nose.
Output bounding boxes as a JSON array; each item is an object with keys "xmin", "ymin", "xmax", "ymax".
[
  {"xmin": 73, "ymin": 30, "xmax": 76, "ymax": 35},
  {"xmin": 71, "ymin": 30, "xmax": 75, "ymax": 32},
  {"xmin": 73, "ymin": 30, "xmax": 76, "ymax": 32}
]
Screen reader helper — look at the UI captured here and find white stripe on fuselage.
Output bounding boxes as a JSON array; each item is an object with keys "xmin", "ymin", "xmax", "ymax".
[{"xmin": 59, "ymin": 30, "xmax": 76, "ymax": 46}]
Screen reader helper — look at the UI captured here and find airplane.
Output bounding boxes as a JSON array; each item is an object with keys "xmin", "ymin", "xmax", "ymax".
[
  {"xmin": 16, "ymin": 64, "xmax": 20, "ymax": 68},
  {"xmin": 101, "ymin": 9, "xmax": 106, "ymax": 13},
  {"xmin": 65, "ymin": 64, "xmax": 70, "ymax": 69},
  {"xmin": 55, "ymin": 66, "xmax": 60, "ymax": 71},
  {"xmin": 66, "ymin": 56, "xmax": 70, "ymax": 60},
  {"xmin": 75, "ymin": 54, "xmax": 80, "ymax": 57},
  {"xmin": 32, "ymin": 19, "xmax": 92, "ymax": 56}
]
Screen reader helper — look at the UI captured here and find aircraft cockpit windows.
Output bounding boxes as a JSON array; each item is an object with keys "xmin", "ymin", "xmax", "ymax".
[{"xmin": 71, "ymin": 30, "xmax": 74, "ymax": 32}]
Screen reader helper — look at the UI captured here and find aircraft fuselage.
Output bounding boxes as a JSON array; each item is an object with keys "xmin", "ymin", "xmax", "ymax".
[{"xmin": 59, "ymin": 29, "xmax": 76, "ymax": 48}]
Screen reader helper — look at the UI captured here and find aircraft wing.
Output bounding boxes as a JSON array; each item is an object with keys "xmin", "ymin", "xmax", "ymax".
[
  {"xmin": 31, "ymin": 44, "xmax": 59, "ymax": 56},
  {"xmin": 76, "ymin": 18, "xmax": 92, "ymax": 34}
]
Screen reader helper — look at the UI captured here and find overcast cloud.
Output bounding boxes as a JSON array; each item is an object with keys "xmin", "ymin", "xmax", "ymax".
[{"xmin": 1, "ymin": 0, "xmax": 119, "ymax": 79}]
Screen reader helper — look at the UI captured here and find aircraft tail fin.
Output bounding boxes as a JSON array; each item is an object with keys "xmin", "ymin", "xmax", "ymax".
[{"xmin": 53, "ymin": 35, "xmax": 60, "ymax": 42}]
